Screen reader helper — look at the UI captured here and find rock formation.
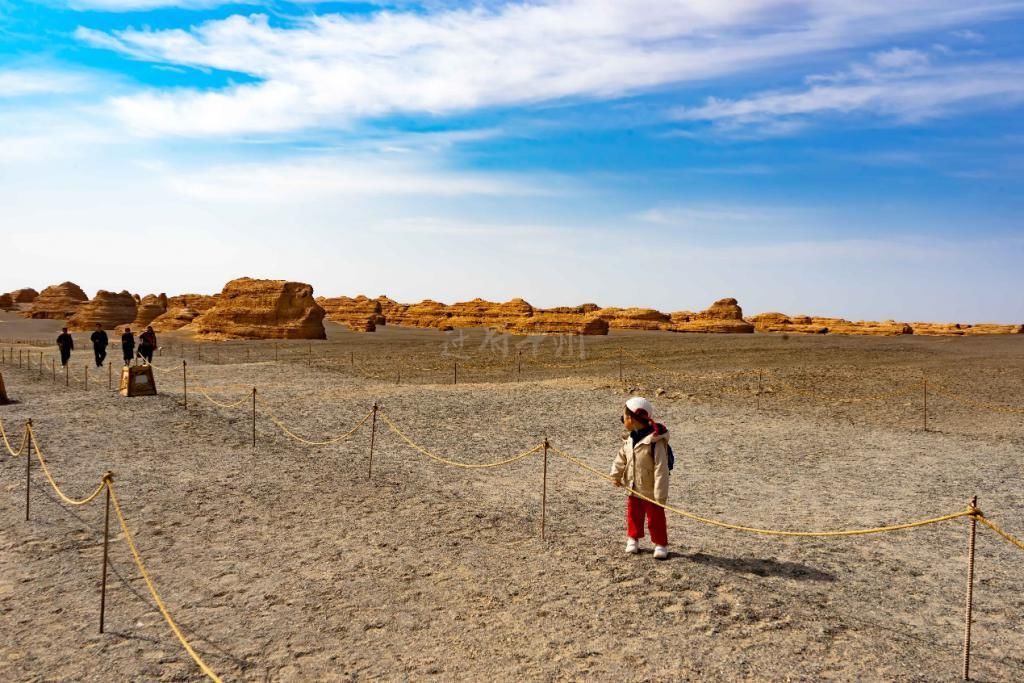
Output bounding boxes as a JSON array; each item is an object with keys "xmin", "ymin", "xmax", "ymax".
[
  {"xmin": 749, "ymin": 313, "xmax": 828, "ymax": 334},
  {"xmin": 68, "ymin": 290, "xmax": 138, "ymax": 330},
  {"xmin": 446, "ymin": 298, "xmax": 535, "ymax": 329},
  {"xmin": 0, "ymin": 293, "xmax": 13, "ymax": 311},
  {"xmin": 8, "ymin": 288, "xmax": 38, "ymax": 304},
  {"xmin": 25, "ymin": 282, "xmax": 88, "ymax": 320},
  {"xmin": 191, "ymin": 278, "xmax": 326, "ymax": 340},
  {"xmin": 318, "ymin": 295, "xmax": 382, "ymax": 332},
  {"xmin": 961, "ymin": 324, "xmax": 1024, "ymax": 335},
  {"xmin": 150, "ymin": 305, "xmax": 201, "ymax": 332},
  {"xmin": 168, "ymin": 294, "xmax": 219, "ymax": 313},
  {"xmin": 667, "ymin": 298, "xmax": 755, "ymax": 333},
  {"xmin": 594, "ymin": 307, "xmax": 671, "ymax": 330},
  {"xmin": 132, "ymin": 293, "xmax": 169, "ymax": 328},
  {"xmin": 505, "ymin": 312, "xmax": 609, "ymax": 335}
]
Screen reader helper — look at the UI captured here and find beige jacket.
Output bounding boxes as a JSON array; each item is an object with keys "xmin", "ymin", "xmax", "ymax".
[{"xmin": 610, "ymin": 428, "xmax": 671, "ymax": 504}]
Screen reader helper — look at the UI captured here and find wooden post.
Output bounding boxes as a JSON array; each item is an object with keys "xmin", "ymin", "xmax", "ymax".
[
  {"xmin": 962, "ymin": 496, "xmax": 978, "ymax": 681},
  {"xmin": 307, "ymin": 343, "xmax": 312, "ymax": 367},
  {"xmin": 757, "ymin": 369, "xmax": 763, "ymax": 411},
  {"xmin": 618, "ymin": 347, "xmax": 623, "ymax": 383},
  {"xmin": 251, "ymin": 387, "xmax": 257, "ymax": 449},
  {"xmin": 247, "ymin": 347, "xmax": 251, "ymax": 363},
  {"xmin": 350, "ymin": 351, "xmax": 354, "ymax": 367},
  {"xmin": 541, "ymin": 438, "xmax": 549, "ymax": 540},
  {"xmin": 51, "ymin": 358, "xmax": 55, "ymax": 383},
  {"xmin": 923, "ymin": 377, "xmax": 929, "ymax": 432},
  {"xmin": 99, "ymin": 474, "xmax": 112, "ymax": 633},
  {"xmin": 108, "ymin": 361, "xmax": 112, "ymax": 390},
  {"xmin": 197, "ymin": 344, "xmax": 201, "ymax": 361},
  {"xmin": 38, "ymin": 352, "xmax": 42, "ymax": 378},
  {"xmin": 84, "ymin": 365, "xmax": 88, "ymax": 390},
  {"xmin": 65, "ymin": 363, "xmax": 69, "ymax": 387},
  {"xmin": 367, "ymin": 403, "xmax": 378, "ymax": 480},
  {"xmin": 25, "ymin": 420, "xmax": 32, "ymax": 521},
  {"xmin": 518, "ymin": 351, "xmax": 522, "ymax": 382},
  {"xmin": 182, "ymin": 360, "xmax": 188, "ymax": 409},
  {"xmin": 274, "ymin": 343, "xmax": 279, "ymax": 361}
]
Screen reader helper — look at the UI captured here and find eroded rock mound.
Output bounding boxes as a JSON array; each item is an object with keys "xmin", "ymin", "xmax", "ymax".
[
  {"xmin": 961, "ymin": 324, "xmax": 1024, "ymax": 335},
  {"xmin": 505, "ymin": 312, "xmax": 609, "ymax": 336},
  {"xmin": 26, "ymin": 282, "xmax": 89, "ymax": 320},
  {"xmin": 132, "ymin": 294, "xmax": 169, "ymax": 328},
  {"xmin": 594, "ymin": 307, "xmax": 671, "ymax": 330},
  {"xmin": 0, "ymin": 293, "xmax": 14, "ymax": 310},
  {"xmin": 812, "ymin": 318, "xmax": 912, "ymax": 336},
  {"xmin": 192, "ymin": 278, "xmax": 326, "ymax": 340},
  {"xmin": 447, "ymin": 298, "xmax": 535, "ymax": 329},
  {"xmin": 151, "ymin": 306, "xmax": 201, "ymax": 332},
  {"xmin": 318, "ymin": 295, "xmax": 382, "ymax": 332},
  {"xmin": 668, "ymin": 298, "xmax": 754, "ymax": 333},
  {"xmin": 9, "ymin": 288, "xmax": 39, "ymax": 304},
  {"xmin": 69, "ymin": 290, "xmax": 138, "ymax": 330},
  {"xmin": 749, "ymin": 312, "xmax": 828, "ymax": 334}
]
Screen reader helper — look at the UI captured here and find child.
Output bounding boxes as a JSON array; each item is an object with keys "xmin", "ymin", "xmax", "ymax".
[{"xmin": 610, "ymin": 397, "xmax": 671, "ymax": 560}]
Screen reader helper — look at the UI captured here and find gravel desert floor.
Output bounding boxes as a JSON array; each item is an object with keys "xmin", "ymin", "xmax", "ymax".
[{"xmin": 1, "ymin": 311, "xmax": 1023, "ymax": 682}]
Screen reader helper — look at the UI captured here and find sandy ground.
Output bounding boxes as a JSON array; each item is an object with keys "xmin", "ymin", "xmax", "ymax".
[{"xmin": 1, "ymin": 311, "xmax": 1022, "ymax": 681}]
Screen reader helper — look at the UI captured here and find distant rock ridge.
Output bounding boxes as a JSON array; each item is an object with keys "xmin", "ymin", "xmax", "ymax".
[{"xmin": 749, "ymin": 313, "xmax": 1022, "ymax": 336}]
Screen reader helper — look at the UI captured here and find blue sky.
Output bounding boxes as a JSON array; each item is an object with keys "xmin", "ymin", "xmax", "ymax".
[{"xmin": 2, "ymin": 1, "xmax": 1023, "ymax": 322}]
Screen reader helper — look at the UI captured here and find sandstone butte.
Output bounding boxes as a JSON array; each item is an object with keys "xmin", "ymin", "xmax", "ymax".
[
  {"xmin": 131, "ymin": 293, "xmax": 169, "ymax": 329},
  {"xmin": 190, "ymin": 278, "xmax": 326, "ymax": 340},
  {"xmin": 316, "ymin": 295, "xmax": 383, "ymax": 332},
  {"xmin": 24, "ymin": 282, "xmax": 89, "ymax": 320},
  {"xmin": 750, "ymin": 313, "xmax": 1023, "ymax": 336},
  {"xmin": 149, "ymin": 294, "xmax": 219, "ymax": 332},
  {"xmin": 68, "ymin": 290, "xmax": 138, "ymax": 331},
  {"xmin": 0, "ymin": 293, "xmax": 14, "ymax": 310},
  {"xmin": 8, "ymin": 288, "xmax": 39, "ymax": 304}
]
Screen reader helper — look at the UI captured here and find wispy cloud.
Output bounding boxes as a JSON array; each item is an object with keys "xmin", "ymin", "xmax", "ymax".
[
  {"xmin": 74, "ymin": 0, "xmax": 1024, "ymax": 136},
  {"xmin": 673, "ymin": 52, "xmax": 1024, "ymax": 135},
  {"xmin": 0, "ymin": 68, "xmax": 98, "ymax": 98},
  {"xmin": 161, "ymin": 155, "xmax": 562, "ymax": 201},
  {"xmin": 65, "ymin": 0, "xmax": 255, "ymax": 10}
]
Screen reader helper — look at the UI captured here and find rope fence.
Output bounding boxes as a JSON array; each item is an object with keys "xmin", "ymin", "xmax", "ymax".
[{"xmin": 3, "ymin": 394, "xmax": 1023, "ymax": 681}]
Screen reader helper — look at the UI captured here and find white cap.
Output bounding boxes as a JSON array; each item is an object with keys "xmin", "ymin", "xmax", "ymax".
[{"xmin": 625, "ymin": 396, "xmax": 654, "ymax": 420}]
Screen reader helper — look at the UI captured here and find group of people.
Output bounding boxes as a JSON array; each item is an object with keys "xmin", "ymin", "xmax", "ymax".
[{"xmin": 56, "ymin": 324, "xmax": 158, "ymax": 368}]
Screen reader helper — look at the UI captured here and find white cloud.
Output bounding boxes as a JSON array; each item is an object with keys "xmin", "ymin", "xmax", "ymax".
[
  {"xmin": 66, "ymin": 0, "xmax": 256, "ymax": 10},
  {"xmin": 0, "ymin": 69, "xmax": 97, "ymax": 98},
  {"xmin": 674, "ymin": 59, "xmax": 1024, "ymax": 133},
  {"xmin": 74, "ymin": 0, "xmax": 1024, "ymax": 136},
  {"xmin": 161, "ymin": 155, "xmax": 560, "ymax": 201}
]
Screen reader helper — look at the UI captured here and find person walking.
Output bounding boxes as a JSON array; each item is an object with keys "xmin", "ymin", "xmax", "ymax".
[
  {"xmin": 56, "ymin": 327, "xmax": 74, "ymax": 368},
  {"xmin": 610, "ymin": 397, "xmax": 673, "ymax": 560},
  {"xmin": 121, "ymin": 327, "xmax": 136, "ymax": 366},
  {"xmin": 90, "ymin": 324, "xmax": 108, "ymax": 368},
  {"xmin": 138, "ymin": 326, "xmax": 157, "ymax": 364}
]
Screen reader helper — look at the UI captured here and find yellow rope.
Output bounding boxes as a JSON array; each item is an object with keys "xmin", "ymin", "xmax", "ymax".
[
  {"xmin": 26, "ymin": 427, "xmax": 106, "ymax": 506},
  {"xmin": 0, "ymin": 417, "xmax": 28, "ymax": 457},
  {"xmin": 146, "ymin": 362, "xmax": 182, "ymax": 374},
  {"xmin": 194, "ymin": 387, "xmax": 250, "ymax": 409},
  {"xmin": 549, "ymin": 444, "xmax": 974, "ymax": 537},
  {"xmin": 264, "ymin": 408, "xmax": 372, "ymax": 446},
  {"xmin": 977, "ymin": 515, "xmax": 1024, "ymax": 552},
  {"xmin": 107, "ymin": 481, "xmax": 223, "ymax": 682},
  {"xmin": 380, "ymin": 412, "xmax": 544, "ymax": 468}
]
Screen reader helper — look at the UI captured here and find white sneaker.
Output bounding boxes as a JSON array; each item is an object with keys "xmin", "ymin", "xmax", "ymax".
[
  {"xmin": 625, "ymin": 538, "xmax": 640, "ymax": 554},
  {"xmin": 653, "ymin": 545, "xmax": 668, "ymax": 560}
]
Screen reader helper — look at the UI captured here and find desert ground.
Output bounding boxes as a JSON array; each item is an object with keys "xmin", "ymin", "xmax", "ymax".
[{"xmin": 1, "ymin": 310, "xmax": 1022, "ymax": 682}]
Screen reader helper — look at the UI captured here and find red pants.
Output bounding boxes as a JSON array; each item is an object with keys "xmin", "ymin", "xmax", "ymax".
[{"xmin": 626, "ymin": 496, "xmax": 668, "ymax": 546}]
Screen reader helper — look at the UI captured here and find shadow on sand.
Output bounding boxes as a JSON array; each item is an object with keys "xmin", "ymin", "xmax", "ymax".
[{"xmin": 679, "ymin": 551, "xmax": 836, "ymax": 582}]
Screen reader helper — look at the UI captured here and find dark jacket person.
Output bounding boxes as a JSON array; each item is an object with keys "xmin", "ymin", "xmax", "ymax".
[
  {"xmin": 90, "ymin": 324, "xmax": 108, "ymax": 368},
  {"xmin": 121, "ymin": 328, "xmax": 135, "ymax": 366},
  {"xmin": 56, "ymin": 328, "xmax": 74, "ymax": 367}
]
